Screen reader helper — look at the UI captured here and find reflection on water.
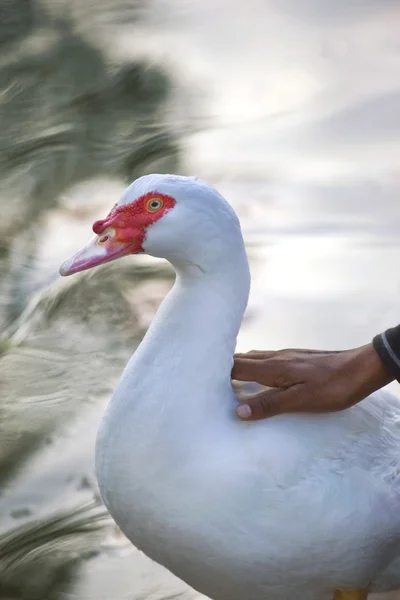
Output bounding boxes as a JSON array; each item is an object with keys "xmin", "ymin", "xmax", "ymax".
[
  {"xmin": 1, "ymin": 1, "xmax": 400, "ymax": 599},
  {"xmin": 0, "ymin": 502, "xmax": 107, "ymax": 600}
]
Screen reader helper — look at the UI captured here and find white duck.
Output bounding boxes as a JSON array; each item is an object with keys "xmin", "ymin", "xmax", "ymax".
[{"xmin": 60, "ymin": 174, "xmax": 400, "ymax": 600}]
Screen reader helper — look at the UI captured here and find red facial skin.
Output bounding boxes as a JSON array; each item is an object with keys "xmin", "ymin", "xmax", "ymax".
[
  {"xmin": 59, "ymin": 191, "xmax": 177, "ymax": 276},
  {"xmin": 93, "ymin": 192, "xmax": 176, "ymax": 253}
]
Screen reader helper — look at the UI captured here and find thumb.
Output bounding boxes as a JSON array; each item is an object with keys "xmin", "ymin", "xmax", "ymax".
[{"xmin": 235, "ymin": 386, "xmax": 303, "ymax": 421}]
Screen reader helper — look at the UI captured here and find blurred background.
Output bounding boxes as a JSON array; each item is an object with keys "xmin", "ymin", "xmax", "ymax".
[{"xmin": 1, "ymin": 1, "xmax": 400, "ymax": 599}]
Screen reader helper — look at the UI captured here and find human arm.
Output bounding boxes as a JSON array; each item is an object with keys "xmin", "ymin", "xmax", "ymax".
[{"xmin": 231, "ymin": 326, "xmax": 400, "ymax": 421}]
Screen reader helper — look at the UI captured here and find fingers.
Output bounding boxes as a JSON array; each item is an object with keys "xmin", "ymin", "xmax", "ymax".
[
  {"xmin": 232, "ymin": 348, "xmax": 354, "ymax": 421},
  {"xmin": 235, "ymin": 386, "xmax": 305, "ymax": 421},
  {"xmin": 232, "ymin": 357, "xmax": 287, "ymax": 387},
  {"xmin": 232, "ymin": 354, "xmax": 306, "ymax": 388},
  {"xmin": 234, "ymin": 349, "xmax": 339, "ymax": 360},
  {"xmin": 234, "ymin": 350, "xmax": 276, "ymax": 360}
]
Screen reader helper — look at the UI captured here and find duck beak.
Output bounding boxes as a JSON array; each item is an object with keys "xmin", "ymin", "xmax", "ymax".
[{"xmin": 59, "ymin": 230, "xmax": 138, "ymax": 276}]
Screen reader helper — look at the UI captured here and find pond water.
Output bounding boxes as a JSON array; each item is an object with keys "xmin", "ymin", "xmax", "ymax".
[{"xmin": 1, "ymin": 1, "xmax": 400, "ymax": 599}]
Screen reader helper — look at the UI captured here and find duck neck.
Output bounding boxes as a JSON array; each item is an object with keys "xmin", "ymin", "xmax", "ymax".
[{"xmin": 130, "ymin": 244, "xmax": 251, "ymax": 404}]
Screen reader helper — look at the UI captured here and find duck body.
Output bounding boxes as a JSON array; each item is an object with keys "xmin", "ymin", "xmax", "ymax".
[
  {"xmin": 95, "ymin": 279, "xmax": 400, "ymax": 600},
  {"xmin": 61, "ymin": 174, "xmax": 400, "ymax": 600}
]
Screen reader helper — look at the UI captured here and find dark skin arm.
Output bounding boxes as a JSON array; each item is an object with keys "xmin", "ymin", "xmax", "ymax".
[{"xmin": 232, "ymin": 343, "xmax": 394, "ymax": 421}]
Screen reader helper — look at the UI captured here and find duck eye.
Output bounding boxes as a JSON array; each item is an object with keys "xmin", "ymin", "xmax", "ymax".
[
  {"xmin": 99, "ymin": 235, "xmax": 109, "ymax": 243},
  {"xmin": 147, "ymin": 198, "xmax": 163, "ymax": 212}
]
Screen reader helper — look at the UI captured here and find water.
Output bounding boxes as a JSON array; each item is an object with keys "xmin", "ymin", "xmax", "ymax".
[{"xmin": 1, "ymin": 1, "xmax": 400, "ymax": 598}]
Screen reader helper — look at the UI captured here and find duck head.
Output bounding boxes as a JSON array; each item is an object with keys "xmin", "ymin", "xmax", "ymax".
[{"xmin": 59, "ymin": 174, "xmax": 242, "ymax": 276}]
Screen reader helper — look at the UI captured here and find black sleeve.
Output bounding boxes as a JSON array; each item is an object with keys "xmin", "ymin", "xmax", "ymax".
[{"xmin": 373, "ymin": 324, "xmax": 400, "ymax": 382}]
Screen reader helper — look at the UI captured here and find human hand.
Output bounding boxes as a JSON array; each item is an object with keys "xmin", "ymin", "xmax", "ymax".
[{"xmin": 232, "ymin": 343, "xmax": 393, "ymax": 420}]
